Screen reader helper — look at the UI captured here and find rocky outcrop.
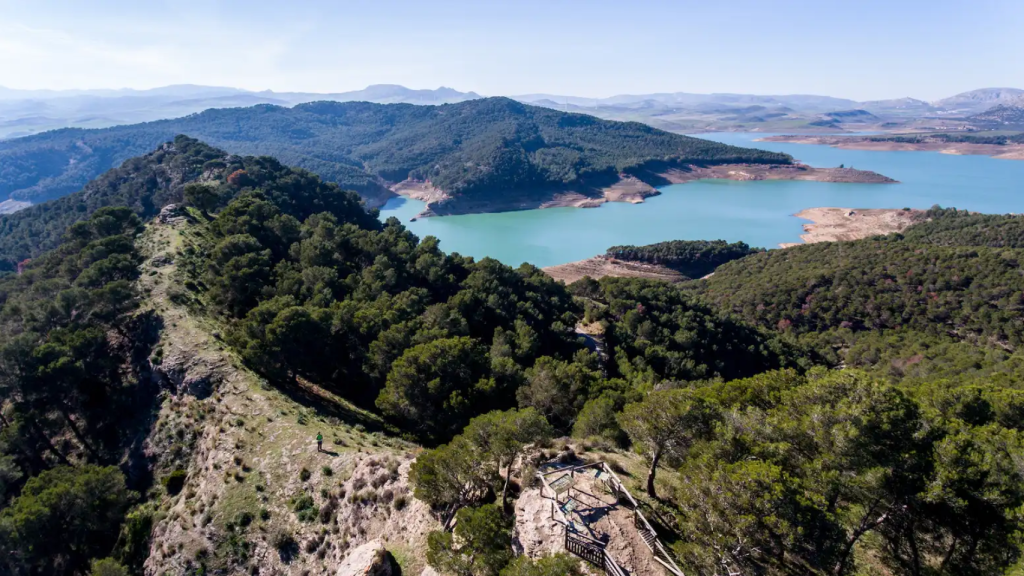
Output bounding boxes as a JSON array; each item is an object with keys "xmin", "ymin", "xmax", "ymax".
[
  {"xmin": 513, "ymin": 487, "xmax": 567, "ymax": 559},
  {"xmin": 337, "ymin": 541, "xmax": 393, "ymax": 576}
]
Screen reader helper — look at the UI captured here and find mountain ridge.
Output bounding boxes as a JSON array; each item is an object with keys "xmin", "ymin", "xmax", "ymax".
[{"xmin": 2, "ymin": 84, "xmax": 1023, "ymax": 140}]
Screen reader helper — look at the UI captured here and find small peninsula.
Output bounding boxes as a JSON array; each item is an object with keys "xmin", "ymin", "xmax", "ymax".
[
  {"xmin": 544, "ymin": 239, "xmax": 761, "ymax": 284},
  {"xmin": 760, "ymin": 134, "xmax": 1024, "ymax": 160},
  {"xmin": 780, "ymin": 207, "xmax": 925, "ymax": 247}
]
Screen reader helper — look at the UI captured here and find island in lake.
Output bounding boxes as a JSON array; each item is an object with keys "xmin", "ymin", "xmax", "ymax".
[{"xmin": 761, "ymin": 133, "xmax": 1024, "ymax": 161}]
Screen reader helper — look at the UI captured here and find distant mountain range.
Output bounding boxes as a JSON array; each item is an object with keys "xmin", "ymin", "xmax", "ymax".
[
  {"xmin": 0, "ymin": 84, "xmax": 481, "ymax": 139},
  {"xmin": 0, "ymin": 83, "xmax": 1021, "ymax": 140}
]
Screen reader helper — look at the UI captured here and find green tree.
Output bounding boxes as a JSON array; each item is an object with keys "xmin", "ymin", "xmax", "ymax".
[
  {"xmin": 572, "ymin": 391, "xmax": 626, "ymax": 444},
  {"xmin": 517, "ymin": 352, "xmax": 601, "ymax": 431},
  {"xmin": 183, "ymin": 183, "xmax": 219, "ymax": 215},
  {"xmin": 426, "ymin": 504, "xmax": 513, "ymax": 576},
  {"xmin": 675, "ymin": 458, "xmax": 841, "ymax": 575},
  {"xmin": 377, "ymin": 336, "xmax": 493, "ymax": 442},
  {"xmin": 204, "ymin": 234, "xmax": 273, "ymax": 316},
  {"xmin": 461, "ymin": 408, "xmax": 553, "ymax": 509},
  {"xmin": 618, "ymin": 388, "xmax": 720, "ymax": 497},
  {"xmin": 0, "ymin": 465, "xmax": 133, "ymax": 576},
  {"xmin": 263, "ymin": 306, "xmax": 333, "ymax": 383},
  {"xmin": 410, "ymin": 435, "xmax": 493, "ymax": 530}
]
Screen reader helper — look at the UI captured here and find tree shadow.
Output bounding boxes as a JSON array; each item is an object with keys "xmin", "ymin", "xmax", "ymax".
[
  {"xmin": 120, "ymin": 309, "xmax": 166, "ymax": 491},
  {"xmin": 271, "ymin": 377, "xmax": 387, "ymax": 433},
  {"xmin": 277, "ymin": 539, "xmax": 299, "ymax": 564},
  {"xmin": 384, "ymin": 551, "xmax": 403, "ymax": 575}
]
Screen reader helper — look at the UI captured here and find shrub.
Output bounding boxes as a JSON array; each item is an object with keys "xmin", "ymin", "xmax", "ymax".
[
  {"xmin": 292, "ymin": 494, "xmax": 316, "ymax": 522},
  {"xmin": 319, "ymin": 498, "xmax": 338, "ymax": 524},
  {"xmin": 236, "ymin": 510, "xmax": 253, "ymax": 527},
  {"xmin": 88, "ymin": 558, "xmax": 129, "ymax": 576},
  {"xmin": 299, "ymin": 467, "xmax": 311, "ymax": 482},
  {"xmin": 163, "ymin": 469, "xmax": 186, "ymax": 495},
  {"xmin": 272, "ymin": 528, "xmax": 298, "ymax": 562}
]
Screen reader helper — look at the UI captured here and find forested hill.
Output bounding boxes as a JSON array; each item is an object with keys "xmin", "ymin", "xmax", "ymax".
[
  {"xmin": 0, "ymin": 136, "xmax": 383, "ymax": 267},
  {"xmin": 2, "ymin": 125, "xmax": 1024, "ymax": 575},
  {"xmin": 0, "ymin": 97, "xmax": 792, "ymax": 209}
]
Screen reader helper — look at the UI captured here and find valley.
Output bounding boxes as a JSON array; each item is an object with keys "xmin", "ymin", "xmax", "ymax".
[{"xmin": 6, "ymin": 3, "xmax": 1024, "ymax": 575}]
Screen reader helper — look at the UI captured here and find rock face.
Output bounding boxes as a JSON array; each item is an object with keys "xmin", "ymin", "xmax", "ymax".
[
  {"xmin": 513, "ymin": 487, "xmax": 567, "ymax": 559},
  {"xmin": 158, "ymin": 203, "xmax": 186, "ymax": 224},
  {"xmin": 337, "ymin": 540, "xmax": 393, "ymax": 576}
]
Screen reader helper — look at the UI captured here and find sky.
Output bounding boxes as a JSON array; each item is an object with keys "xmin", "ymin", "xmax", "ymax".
[{"xmin": 0, "ymin": 0, "xmax": 1022, "ymax": 101}]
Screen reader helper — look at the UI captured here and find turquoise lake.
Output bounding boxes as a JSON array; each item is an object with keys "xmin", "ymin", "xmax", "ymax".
[{"xmin": 379, "ymin": 133, "xmax": 1024, "ymax": 268}]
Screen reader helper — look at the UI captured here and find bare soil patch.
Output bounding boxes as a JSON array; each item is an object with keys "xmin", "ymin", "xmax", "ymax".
[
  {"xmin": 543, "ymin": 256, "xmax": 686, "ymax": 285},
  {"xmin": 780, "ymin": 207, "xmax": 924, "ymax": 247}
]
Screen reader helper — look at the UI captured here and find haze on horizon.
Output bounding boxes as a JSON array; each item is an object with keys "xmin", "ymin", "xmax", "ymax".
[{"xmin": 0, "ymin": 0, "xmax": 1022, "ymax": 101}]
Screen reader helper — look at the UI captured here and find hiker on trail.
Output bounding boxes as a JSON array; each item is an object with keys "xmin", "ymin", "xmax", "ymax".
[{"xmin": 316, "ymin": 432, "xmax": 323, "ymax": 452}]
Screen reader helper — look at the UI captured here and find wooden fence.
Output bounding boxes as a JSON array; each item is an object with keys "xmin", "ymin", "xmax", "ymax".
[{"xmin": 536, "ymin": 460, "xmax": 686, "ymax": 576}]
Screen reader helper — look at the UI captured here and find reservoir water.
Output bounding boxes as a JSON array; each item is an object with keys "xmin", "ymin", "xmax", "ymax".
[{"xmin": 379, "ymin": 133, "xmax": 1024, "ymax": 268}]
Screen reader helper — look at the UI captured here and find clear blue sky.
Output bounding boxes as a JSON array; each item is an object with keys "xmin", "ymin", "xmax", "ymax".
[{"xmin": 1, "ymin": 0, "xmax": 1021, "ymax": 100}]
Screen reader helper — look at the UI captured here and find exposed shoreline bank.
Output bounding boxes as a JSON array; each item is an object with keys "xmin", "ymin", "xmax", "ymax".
[
  {"xmin": 390, "ymin": 163, "xmax": 897, "ymax": 218},
  {"xmin": 542, "ymin": 256, "xmax": 686, "ymax": 285},
  {"xmin": 780, "ymin": 207, "xmax": 925, "ymax": 247},
  {"xmin": 759, "ymin": 135, "xmax": 1024, "ymax": 161}
]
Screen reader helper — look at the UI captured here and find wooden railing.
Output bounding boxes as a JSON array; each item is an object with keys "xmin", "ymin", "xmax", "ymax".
[
  {"xmin": 537, "ymin": 460, "xmax": 684, "ymax": 576},
  {"xmin": 565, "ymin": 531, "xmax": 604, "ymax": 567},
  {"xmin": 631, "ymin": 495, "xmax": 685, "ymax": 576}
]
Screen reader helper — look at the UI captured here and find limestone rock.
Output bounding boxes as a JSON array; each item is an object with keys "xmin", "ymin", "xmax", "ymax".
[
  {"xmin": 159, "ymin": 203, "xmax": 185, "ymax": 224},
  {"xmin": 337, "ymin": 540, "xmax": 392, "ymax": 576}
]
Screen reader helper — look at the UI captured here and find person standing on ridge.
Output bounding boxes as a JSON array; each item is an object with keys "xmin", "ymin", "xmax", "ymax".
[{"xmin": 316, "ymin": 432, "xmax": 323, "ymax": 452}]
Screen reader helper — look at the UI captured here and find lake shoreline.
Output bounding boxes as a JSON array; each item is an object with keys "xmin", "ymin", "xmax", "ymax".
[
  {"xmin": 542, "ymin": 207, "xmax": 926, "ymax": 284},
  {"xmin": 759, "ymin": 135, "xmax": 1024, "ymax": 161},
  {"xmin": 392, "ymin": 163, "xmax": 896, "ymax": 218}
]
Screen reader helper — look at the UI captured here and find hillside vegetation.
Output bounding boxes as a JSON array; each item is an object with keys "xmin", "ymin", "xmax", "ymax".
[
  {"xmin": 0, "ymin": 97, "xmax": 791, "ymax": 211},
  {"xmin": 2, "ymin": 139, "xmax": 1023, "ymax": 576}
]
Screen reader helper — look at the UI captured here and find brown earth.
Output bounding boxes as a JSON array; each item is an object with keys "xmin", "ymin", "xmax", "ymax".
[
  {"xmin": 392, "ymin": 164, "xmax": 895, "ymax": 219},
  {"xmin": 780, "ymin": 207, "xmax": 924, "ymax": 248},
  {"xmin": 760, "ymin": 135, "xmax": 1024, "ymax": 160},
  {"xmin": 543, "ymin": 256, "xmax": 686, "ymax": 285}
]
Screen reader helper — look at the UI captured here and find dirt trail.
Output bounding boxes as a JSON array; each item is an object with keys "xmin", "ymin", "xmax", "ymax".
[{"xmin": 138, "ymin": 211, "xmax": 436, "ymax": 576}]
